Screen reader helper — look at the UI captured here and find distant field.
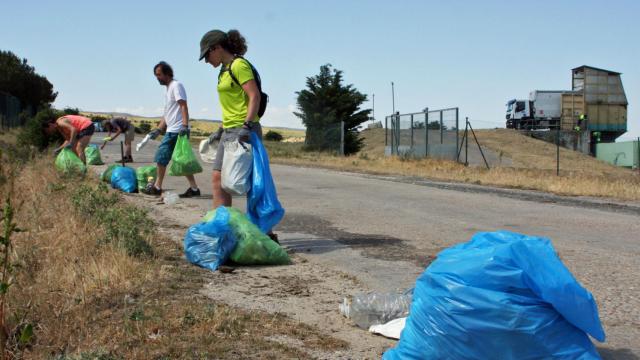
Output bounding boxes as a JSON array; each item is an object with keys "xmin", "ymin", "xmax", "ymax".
[{"xmin": 82, "ymin": 112, "xmax": 306, "ymax": 140}]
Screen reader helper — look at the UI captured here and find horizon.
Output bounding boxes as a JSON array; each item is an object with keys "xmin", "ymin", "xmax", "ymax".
[{"xmin": 2, "ymin": 0, "xmax": 638, "ymax": 141}]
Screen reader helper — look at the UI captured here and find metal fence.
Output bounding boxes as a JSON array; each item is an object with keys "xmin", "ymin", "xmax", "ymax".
[
  {"xmin": 304, "ymin": 121, "xmax": 344, "ymax": 155},
  {"xmin": 385, "ymin": 107, "xmax": 459, "ymax": 160},
  {"xmin": 0, "ymin": 92, "xmax": 21, "ymax": 130}
]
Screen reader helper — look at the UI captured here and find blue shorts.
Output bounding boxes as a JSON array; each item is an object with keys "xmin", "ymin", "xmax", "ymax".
[{"xmin": 154, "ymin": 132, "xmax": 180, "ymax": 166}]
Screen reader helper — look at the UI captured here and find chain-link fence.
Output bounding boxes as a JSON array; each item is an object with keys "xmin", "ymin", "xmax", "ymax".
[
  {"xmin": 304, "ymin": 121, "xmax": 344, "ymax": 155},
  {"xmin": 385, "ymin": 108, "xmax": 459, "ymax": 160},
  {"xmin": 0, "ymin": 92, "xmax": 21, "ymax": 130}
]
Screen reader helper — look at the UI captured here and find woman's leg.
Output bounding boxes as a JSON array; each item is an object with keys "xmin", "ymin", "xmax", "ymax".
[
  {"xmin": 75, "ymin": 135, "xmax": 91, "ymax": 164},
  {"xmin": 124, "ymin": 140, "xmax": 132, "ymax": 158},
  {"xmin": 212, "ymin": 170, "xmax": 232, "ymax": 208}
]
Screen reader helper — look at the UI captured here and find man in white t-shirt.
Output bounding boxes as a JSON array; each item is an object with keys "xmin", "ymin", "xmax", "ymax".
[{"xmin": 143, "ymin": 61, "xmax": 201, "ymax": 197}]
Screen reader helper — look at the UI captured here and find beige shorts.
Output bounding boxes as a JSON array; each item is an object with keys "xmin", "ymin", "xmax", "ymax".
[{"xmin": 124, "ymin": 125, "xmax": 135, "ymax": 142}]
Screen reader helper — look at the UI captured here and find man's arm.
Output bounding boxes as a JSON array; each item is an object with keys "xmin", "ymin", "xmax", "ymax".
[{"xmin": 178, "ymin": 99, "xmax": 189, "ymax": 127}]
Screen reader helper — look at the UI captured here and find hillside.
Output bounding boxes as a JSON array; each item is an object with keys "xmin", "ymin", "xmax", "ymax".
[{"xmin": 360, "ymin": 128, "xmax": 635, "ymax": 179}]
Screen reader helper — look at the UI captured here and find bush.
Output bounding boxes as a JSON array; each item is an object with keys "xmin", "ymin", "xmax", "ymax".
[
  {"xmin": 62, "ymin": 107, "xmax": 79, "ymax": 115},
  {"xmin": 71, "ymin": 183, "xmax": 153, "ymax": 257},
  {"xmin": 264, "ymin": 130, "xmax": 283, "ymax": 142},
  {"xmin": 17, "ymin": 107, "xmax": 64, "ymax": 151},
  {"xmin": 135, "ymin": 122, "xmax": 151, "ymax": 134}
]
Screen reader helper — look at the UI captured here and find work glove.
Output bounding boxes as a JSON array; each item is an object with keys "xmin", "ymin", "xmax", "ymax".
[
  {"xmin": 238, "ymin": 122, "xmax": 252, "ymax": 143},
  {"xmin": 178, "ymin": 125, "xmax": 189, "ymax": 136},
  {"xmin": 208, "ymin": 127, "xmax": 223, "ymax": 144},
  {"xmin": 148, "ymin": 128, "xmax": 161, "ymax": 140}
]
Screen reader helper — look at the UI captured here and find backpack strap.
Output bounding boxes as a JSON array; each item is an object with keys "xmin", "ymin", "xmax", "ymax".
[{"xmin": 218, "ymin": 56, "xmax": 262, "ymax": 91}]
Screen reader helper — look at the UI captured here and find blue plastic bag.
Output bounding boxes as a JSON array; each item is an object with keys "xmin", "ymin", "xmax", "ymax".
[
  {"xmin": 110, "ymin": 166, "xmax": 137, "ymax": 193},
  {"xmin": 183, "ymin": 207, "xmax": 237, "ymax": 272},
  {"xmin": 246, "ymin": 133, "xmax": 284, "ymax": 233},
  {"xmin": 384, "ymin": 231, "xmax": 605, "ymax": 360}
]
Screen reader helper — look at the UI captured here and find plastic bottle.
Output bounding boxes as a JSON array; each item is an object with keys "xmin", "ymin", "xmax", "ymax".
[
  {"xmin": 163, "ymin": 192, "xmax": 179, "ymax": 205},
  {"xmin": 136, "ymin": 134, "xmax": 152, "ymax": 152},
  {"xmin": 340, "ymin": 292, "xmax": 412, "ymax": 329}
]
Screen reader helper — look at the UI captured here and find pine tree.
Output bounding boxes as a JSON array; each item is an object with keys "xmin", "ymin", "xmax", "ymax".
[{"xmin": 294, "ymin": 64, "xmax": 370, "ymax": 155}]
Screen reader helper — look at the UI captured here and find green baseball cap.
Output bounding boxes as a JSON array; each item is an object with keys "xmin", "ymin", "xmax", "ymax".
[{"xmin": 199, "ymin": 30, "xmax": 226, "ymax": 61}]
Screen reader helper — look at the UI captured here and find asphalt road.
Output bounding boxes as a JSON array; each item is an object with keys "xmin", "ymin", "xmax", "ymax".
[{"xmin": 96, "ymin": 133, "xmax": 640, "ymax": 358}]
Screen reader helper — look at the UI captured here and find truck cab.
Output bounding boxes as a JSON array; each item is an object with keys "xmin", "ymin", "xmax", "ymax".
[{"xmin": 505, "ymin": 99, "xmax": 532, "ymax": 128}]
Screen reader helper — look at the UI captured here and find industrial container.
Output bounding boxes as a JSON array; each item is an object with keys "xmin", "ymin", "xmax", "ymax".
[{"xmin": 596, "ymin": 140, "xmax": 640, "ymax": 169}]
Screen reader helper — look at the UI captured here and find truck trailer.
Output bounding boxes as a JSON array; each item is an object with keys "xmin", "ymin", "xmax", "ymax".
[
  {"xmin": 506, "ymin": 90, "xmax": 583, "ymax": 130},
  {"xmin": 506, "ymin": 66, "xmax": 628, "ymax": 153}
]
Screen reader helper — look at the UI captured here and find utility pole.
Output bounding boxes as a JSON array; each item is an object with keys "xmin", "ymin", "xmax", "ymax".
[
  {"xmin": 371, "ymin": 94, "xmax": 375, "ymax": 122},
  {"xmin": 391, "ymin": 82, "xmax": 395, "ymax": 115}
]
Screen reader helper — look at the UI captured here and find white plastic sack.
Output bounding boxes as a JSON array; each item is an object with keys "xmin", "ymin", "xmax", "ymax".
[
  {"xmin": 369, "ymin": 317, "xmax": 406, "ymax": 340},
  {"xmin": 199, "ymin": 139, "xmax": 218, "ymax": 164},
  {"xmin": 221, "ymin": 139, "xmax": 253, "ymax": 196}
]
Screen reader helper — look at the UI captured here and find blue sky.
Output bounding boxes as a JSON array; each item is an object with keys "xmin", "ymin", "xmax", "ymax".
[{"xmin": 1, "ymin": 0, "xmax": 638, "ymax": 140}]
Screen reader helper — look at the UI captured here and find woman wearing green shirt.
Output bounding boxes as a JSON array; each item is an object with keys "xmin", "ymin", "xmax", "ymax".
[
  {"xmin": 199, "ymin": 30, "xmax": 263, "ymax": 200},
  {"xmin": 200, "ymin": 29, "xmax": 279, "ymax": 243}
]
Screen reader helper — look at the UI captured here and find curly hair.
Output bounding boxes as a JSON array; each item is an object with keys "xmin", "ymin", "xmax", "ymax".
[{"xmin": 222, "ymin": 29, "xmax": 247, "ymax": 56}]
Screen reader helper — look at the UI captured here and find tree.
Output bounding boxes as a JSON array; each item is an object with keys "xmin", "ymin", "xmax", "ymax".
[
  {"xmin": 295, "ymin": 64, "xmax": 370, "ymax": 155},
  {"xmin": 0, "ymin": 50, "xmax": 57, "ymax": 113}
]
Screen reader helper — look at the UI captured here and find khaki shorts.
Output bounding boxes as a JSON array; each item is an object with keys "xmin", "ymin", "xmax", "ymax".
[{"xmin": 124, "ymin": 125, "xmax": 135, "ymax": 142}]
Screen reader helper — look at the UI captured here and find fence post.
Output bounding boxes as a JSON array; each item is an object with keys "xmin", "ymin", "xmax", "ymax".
[
  {"xmin": 425, "ymin": 109, "xmax": 429, "ymax": 158},
  {"xmin": 410, "ymin": 114, "xmax": 414, "ymax": 151},
  {"xmin": 340, "ymin": 120, "xmax": 345, "ymax": 156},
  {"xmin": 465, "ymin": 117, "xmax": 469, "ymax": 166},
  {"xmin": 455, "ymin": 108, "xmax": 459, "ymax": 161},
  {"xmin": 385, "ymin": 116, "xmax": 388, "ymax": 146},
  {"xmin": 440, "ymin": 111, "xmax": 444, "ymax": 144},
  {"xmin": 556, "ymin": 122, "xmax": 560, "ymax": 176}
]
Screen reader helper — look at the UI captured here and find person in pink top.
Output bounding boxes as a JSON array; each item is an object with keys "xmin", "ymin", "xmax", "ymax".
[{"xmin": 45, "ymin": 114, "xmax": 96, "ymax": 164}]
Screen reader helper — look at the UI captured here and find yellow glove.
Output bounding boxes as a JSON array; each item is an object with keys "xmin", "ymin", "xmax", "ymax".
[{"xmin": 103, "ymin": 136, "xmax": 112, "ymax": 142}]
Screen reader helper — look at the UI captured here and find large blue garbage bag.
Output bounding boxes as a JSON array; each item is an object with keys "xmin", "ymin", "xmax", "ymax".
[
  {"xmin": 384, "ymin": 231, "xmax": 605, "ymax": 360},
  {"xmin": 246, "ymin": 133, "xmax": 284, "ymax": 233},
  {"xmin": 110, "ymin": 166, "xmax": 137, "ymax": 193},
  {"xmin": 183, "ymin": 207, "xmax": 237, "ymax": 272}
]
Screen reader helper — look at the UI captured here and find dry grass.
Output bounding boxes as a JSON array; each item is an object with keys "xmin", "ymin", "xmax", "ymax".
[
  {"xmin": 262, "ymin": 129, "xmax": 640, "ymax": 201},
  {"xmin": 0, "ymin": 136, "xmax": 346, "ymax": 359}
]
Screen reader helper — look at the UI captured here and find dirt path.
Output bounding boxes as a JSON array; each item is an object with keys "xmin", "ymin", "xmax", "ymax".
[{"xmin": 126, "ymin": 196, "xmax": 396, "ymax": 359}]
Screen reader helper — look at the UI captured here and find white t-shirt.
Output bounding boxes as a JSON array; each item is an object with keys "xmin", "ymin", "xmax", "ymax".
[{"xmin": 163, "ymin": 80, "xmax": 188, "ymax": 133}]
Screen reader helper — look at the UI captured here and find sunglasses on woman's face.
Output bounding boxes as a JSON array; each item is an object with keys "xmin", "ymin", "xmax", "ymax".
[{"xmin": 206, "ymin": 46, "xmax": 217, "ymax": 59}]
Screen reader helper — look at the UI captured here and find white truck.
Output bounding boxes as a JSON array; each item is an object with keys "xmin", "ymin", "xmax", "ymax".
[{"xmin": 506, "ymin": 90, "xmax": 581, "ymax": 130}]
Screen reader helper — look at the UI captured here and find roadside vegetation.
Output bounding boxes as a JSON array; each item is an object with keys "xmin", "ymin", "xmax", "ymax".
[{"xmin": 0, "ymin": 130, "xmax": 346, "ymax": 359}]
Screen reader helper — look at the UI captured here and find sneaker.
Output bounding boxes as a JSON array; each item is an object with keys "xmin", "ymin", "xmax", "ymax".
[
  {"xmin": 123, "ymin": 156, "xmax": 133, "ymax": 163},
  {"xmin": 179, "ymin": 187, "xmax": 201, "ymax": 198},
  {"xmin": 142, "ymin": 185, "xmax": 162, "ymax": 196},
  {"xmin": 267, "ymin": 232, "xmax": 279, "ymax": 244}
]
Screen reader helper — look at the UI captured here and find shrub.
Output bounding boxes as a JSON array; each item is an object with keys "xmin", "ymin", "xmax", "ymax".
[
  {"xmin": 264, "ymin": 130, "xmax": 283, "ymax": 142},
  {"xmin": 17, "ymin": 107, "xmax": 64, "ymax": 151},
  {"xmin": 62, "ymin": 107, "xmax": 79, "ymax": 115},
  {"xmin": 135, "ymin": 122, "xmax": 151, "ymax": 134},
  {"xmin": 71, "ymin": 183, "xmax": 153, "ymax": 257}
]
